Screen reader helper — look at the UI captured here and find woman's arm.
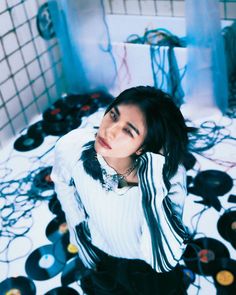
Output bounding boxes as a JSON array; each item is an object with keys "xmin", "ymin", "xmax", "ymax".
[
  {"xmin": 139, "ymin": 153, "xmax": 188, "ymax": 272},
  {"xmin": 50, "ymin": 137, "xmax": 86, "ymax": 247}
]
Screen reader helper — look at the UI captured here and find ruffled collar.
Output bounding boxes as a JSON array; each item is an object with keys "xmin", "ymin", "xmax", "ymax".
[{"xmin": 81, "ymin": 141, "xmax": 139, "ymax": 193}]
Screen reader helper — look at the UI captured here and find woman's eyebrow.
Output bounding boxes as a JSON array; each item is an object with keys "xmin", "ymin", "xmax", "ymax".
[
  {"xmin": 127, "ymin": 123, "xmax": 140, "ymax": 135},
  {"xmin": 113, "ymin": 106, "xmax": 120, "ymax": 116},
  {"xmin": 114, "ymin": 105, "xmax": 140, "ymax": 135}
]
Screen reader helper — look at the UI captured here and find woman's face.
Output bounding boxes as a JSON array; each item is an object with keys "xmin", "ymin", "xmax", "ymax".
[{"xmin": 95, "ymin": 103, "xmax": 147, "ymax": 159}]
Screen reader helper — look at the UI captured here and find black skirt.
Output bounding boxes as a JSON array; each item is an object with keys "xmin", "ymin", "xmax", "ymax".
[{"xmin": 80, "ymin": 244, "xmax": 187, "ymax": 295}]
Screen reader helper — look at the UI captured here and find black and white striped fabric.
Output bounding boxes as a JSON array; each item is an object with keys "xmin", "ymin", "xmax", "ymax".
[{"xmin": 51, "ymin": 127, "xmax": 188, "ymax": 273}]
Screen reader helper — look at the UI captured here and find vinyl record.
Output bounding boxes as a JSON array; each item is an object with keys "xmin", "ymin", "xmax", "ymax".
[
  {"xmin": 54, "ymin": 94, "xmax": 89, "ymax": 109},
  {"xmin": 64, "ymin": 111, "xmax": 82, "ymax": 129},
  {"xmin": 33, "ymin": 166, "xmax": 54, "ymax": 191},
  {"xmin": 179, "ymin": 265, "xmax": 196, "ymax": 290},
  {"xmin": 48, "ymin": 194, "xmax": 64, "ymax": 216},
  {"xmin": 217, "ymin": 211, "xmax": 236, "ymax": 246},
  {"xmin": 43, "ymin": 116, "xmax": 77, "ymax": 136},
  {"xmin": 53, "ymin": 232, "xmax": 78, "ymax": 262},
  {"xmin": 25, "ymin": 244, "xmax": 66, "ymax": 280},
  {"xmin": 45, "ymin": 286, "xmax": 79, "ymax": 295},
  {"xmin": 182, "ymin": 152, "xmax": 196, "ymax": 171},
  {"xmin": 213, "ymin": 258, "xmax": 236, "ymax": 294},
  {"xmin": 43, "ymin": 105, "xmax": 70, "ymax": 122},
  {"xmin": 0, "ymin": 276, "xmax": 36, "ymax": 295},
  {"xmin": 88, "ymin": 91, "xmax": 113, "ymax": 107},
  {"xmin": 79, "ymin": 103, "xmax": 98, "ymax": 117},
  {"xmin": 27, "ymin": 120, "xmax": 48, "ymax": 138},
  {"xmin": 61, "ymin": 256, "xmax": 88, "ymax": 286},
  {"xmin": 192, "ymin": 170, "xmax": 233, "ymax": 198},
  {"xmin": 46, "ymin": 216, "xmax": 68, "ymax": 243},
  {"xmin": 14, "ymin": 133, "xmax": 44, "ymax": 152},
  {"xmin": 36, "ymin": 3, "xmax": 55, "ymax": 40},
  {"xmin": 182, "ymin": 237, "xmax": 230, "ymax": 276}
]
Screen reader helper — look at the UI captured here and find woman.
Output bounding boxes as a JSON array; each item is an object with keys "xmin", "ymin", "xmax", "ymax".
[{"xmin": 51, "ymin": 86, "xmax": 189, "ymax": 294}]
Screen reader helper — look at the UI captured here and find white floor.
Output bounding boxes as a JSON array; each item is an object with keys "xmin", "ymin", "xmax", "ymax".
[{"xmin": 0, "ymin": 107, "xmax": 235, "ymax": 295}]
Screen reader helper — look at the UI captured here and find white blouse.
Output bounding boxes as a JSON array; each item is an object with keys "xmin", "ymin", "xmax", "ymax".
[{"xmin": 51, "ymin": 126, "xmax": 188, "ymax": 272}]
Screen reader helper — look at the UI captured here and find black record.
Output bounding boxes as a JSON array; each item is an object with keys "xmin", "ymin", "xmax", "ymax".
[
  {"xmin": 88, "ymin": 91, "xmax": 113, "ymax": 107},
  {"xmin": 43, "ymin": 117, "xmax": 76, "ymax": 136},
  {"xmin": 213, "ymin": 258, "xmax": 236, "ymax": 294},
  {"xmin": 0, "ymin": 276, "xmax": 36, "ymax": 295},
  {"xmin": 61, "ymin": 256, "xmax": 88, "ymax": 286},
  {"xmin": 179, "ymin": 265, "xmax": 196, "ymax": 290},
  {"xmin": 54, "ymin": 94, "xmax": 89, "ymax": 109},
  {"xmin": 79, "ymin": 103, "xmax": 98, "ymax": 117},
  {"xmin": 25, "ymin": 244, "xmax": 66, "ymax": 280},
  {"xmin": 33, "ymin": 166, "xmax": 54, "ymax": 191},
  {"xmin": 192, "ymin": 170, "xmax": 233, "ymax": 198},
  {"xmin": 217, "ymin": 211, "xmax": 236, "ymax": 246},
  {"xmin": 46, "ymin": 216, "xmax": 68, "ymax": 243},
  {"xmin": 36, "ymin": 3, "xmax": 55, "ymax": 40},
  {"xmin": 27, "ymin": 120, "xmax": 48, "ymax": 138},
  {"xmin": 48, "ymin": 194, "xmax": 64, "ymax": 216},
  {"xmin": 53, "ymin": 232, "xmax": 78, "ymax": 262},
  {"xmin": 14, "ymin": 133, "xmax": 44, "ymax": 152},
  {"xmin": 43, "ymin": 105, "xmax": 70, "ymax": 122},
  {"xmin": 182, "ymin": 237, "xmax": 230, "ymax": 276},
  {"xmin": 45, "ymin": 286, "xmax": 79, "ymax": 295},
  {"xmin": 182, "ymin": 152, "xmax": 196, "ymax": 171}
]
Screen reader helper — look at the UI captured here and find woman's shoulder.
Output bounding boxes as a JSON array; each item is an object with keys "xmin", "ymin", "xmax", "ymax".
[{"xmin": 54, "ymin": 127, "xmax": 96, "ymax": 163}]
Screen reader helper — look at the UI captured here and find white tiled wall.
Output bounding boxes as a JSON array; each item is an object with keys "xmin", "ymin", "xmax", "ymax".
[
  {"xmin": 106, "ymin": 0, "xmax": 236, "ymax": 20},
  {"xmin": 0, "ymin": 0, "xmax": 64, "ymax": 149}
]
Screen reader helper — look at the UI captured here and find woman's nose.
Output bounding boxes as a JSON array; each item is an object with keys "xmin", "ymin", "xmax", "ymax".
[{"xmin": 106, "ymin": 123, "xmax": 120, "ymax": 140}]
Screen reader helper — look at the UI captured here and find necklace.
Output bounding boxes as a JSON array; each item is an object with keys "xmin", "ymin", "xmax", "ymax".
[
  {"xmin": 81, "ymin": 141, "xmax": 139, "ymax": 192},
  {"xmin": 101, "ymin": 160, "xmax": 138, "ymax": 192}
]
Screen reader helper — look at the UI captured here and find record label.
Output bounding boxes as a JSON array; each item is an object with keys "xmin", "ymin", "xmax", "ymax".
[
  {"xmin": 198, "ymin": 249, "xmax": 215, "ymax": 263},
  {"xmin": 216, "ymin": 270, "xmax": 234, "ymax": 286},
  {"xmin": 59, "ymin": 222, "xmax": 68, "ymax": 234},
  {"xmin": 231, "ymin": 221, "xmax": 236, "ymax": 231},
  {"xmin": 213, "ymin": 258, "xmax": 236, "ymax": 293},
  {"xmin": 6, "ymin": 289, "xmax": 21, "ymax": 295},
  {"xmin": 25, "ymin": 244, "xmax": 66, "ymax": 280},
  {"xmin": 183, "ymin": 237, "xmax": 230, "ymax": 276},
  {"xmin": 46, "ymin": 216, "xmax": 67, "ymax": 243},
  {"xmin": 33, "ymin": 167, "xmax": 53, "ymax": 190},
  {"xmin": 38, "ymin": 254, "xmax": 55, "ymax": 268},
  {"xmin": 67, "ymin": 244, "xmax": 78, "ymax": 254},
  {"xmin": 50, "ymin": 108, "xmax": 61, "ymax": 116}
]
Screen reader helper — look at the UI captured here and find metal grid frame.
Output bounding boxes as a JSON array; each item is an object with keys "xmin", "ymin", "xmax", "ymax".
[{"xmin": 0, "ymin": 0, "xmax": 64, "ymax": 149}]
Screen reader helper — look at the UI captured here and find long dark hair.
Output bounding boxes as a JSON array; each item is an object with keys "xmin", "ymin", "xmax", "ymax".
[{"xmin": 105, "ymin": 86, "xmax": 189, "ymax": 180}]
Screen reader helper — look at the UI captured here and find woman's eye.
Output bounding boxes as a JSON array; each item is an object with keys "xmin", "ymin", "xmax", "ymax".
[
  {"xmin": 124, "ymin": 128, "xmax": 133, "ymax": 137},
  {"xmin": 110, "ymin": 111, "xmax": 117, "ymax": 121}
]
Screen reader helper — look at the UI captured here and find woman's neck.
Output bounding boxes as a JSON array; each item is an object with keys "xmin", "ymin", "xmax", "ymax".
[{"xmin": 102, "ymin": 156, "xmax": 134, "ymax": 175}]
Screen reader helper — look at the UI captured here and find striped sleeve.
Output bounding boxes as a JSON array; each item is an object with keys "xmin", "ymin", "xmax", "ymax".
[
  {"xmin": 139, "ymin": 153, "xmax": 188, "ymax": 272},
  {"xmin": 50, "ymin": 128, "xmax": 99, "ymax": 268},
  {"xmin": 50, "ymin": 132, "xmax": 86, "ymax": 245}
]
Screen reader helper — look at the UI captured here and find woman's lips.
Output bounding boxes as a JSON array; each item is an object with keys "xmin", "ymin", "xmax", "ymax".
[{"xmin": 97, "ymin": 136, "xmax": 112, "ymax": 149}]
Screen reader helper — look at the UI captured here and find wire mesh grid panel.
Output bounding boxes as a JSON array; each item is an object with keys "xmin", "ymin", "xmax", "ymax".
[{"xmin": 0, "ymin": 0, "xmax": 65, "ymax": 149}]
